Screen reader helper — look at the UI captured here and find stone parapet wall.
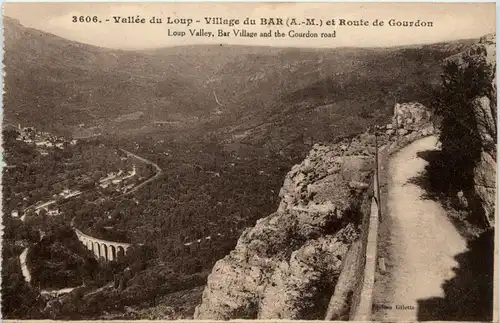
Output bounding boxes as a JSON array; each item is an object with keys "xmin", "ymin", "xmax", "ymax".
[{"xmin": 349, "ymin": 121, "xmax": 437, "ymax": 320}]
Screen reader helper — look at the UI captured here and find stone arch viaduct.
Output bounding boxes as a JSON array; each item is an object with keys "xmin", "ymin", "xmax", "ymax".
[{"xmin": 74, "ymin": 229, "xmax": 131, "ymax": 262}]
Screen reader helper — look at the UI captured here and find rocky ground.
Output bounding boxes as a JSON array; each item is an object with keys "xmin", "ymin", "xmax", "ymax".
[
  {"xmin": 194, "ymin": 132, "xmax": 378, "ymax": 320},
  {"xmin": 444, "ymin": 33, "xmax": 496, "ymax": 226},
  {"xmin": 194, "ymin": 98, "xmax": 439, "ymax": 320},
  {"xmin": 195, "ymin": 33, "xmax": 496, "ymax": 321}
]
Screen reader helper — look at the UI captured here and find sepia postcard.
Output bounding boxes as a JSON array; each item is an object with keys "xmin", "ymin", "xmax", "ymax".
[{"xmin": 0, "ymin": 2, "xmax": 497, "ymax": 322}]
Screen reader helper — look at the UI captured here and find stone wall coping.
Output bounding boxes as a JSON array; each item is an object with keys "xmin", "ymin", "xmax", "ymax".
[
  {"xmin": 350, "ymin": 126, "xmax": 437, "ymax": 320},
  {"xmin": 74, "ymin": 228, "xmax": 131, "ymax": 248}
]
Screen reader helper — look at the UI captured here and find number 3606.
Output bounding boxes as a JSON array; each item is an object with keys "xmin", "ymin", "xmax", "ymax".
[{"xmin": 72, "ymin": 16, "xmax": 99, "ymax": 23}]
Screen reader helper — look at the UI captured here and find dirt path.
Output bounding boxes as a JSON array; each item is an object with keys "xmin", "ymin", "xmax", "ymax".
[
  {"xmin": 119, "ymin": 148, "xmax": 162, "ymax": 195},
  {"xmin": 20, "ymin": 248, "xmax": 32, "ymax": 283},
  {"xmin": 374, "ymin": 136, "xmax": 468, "ymax": 321}
]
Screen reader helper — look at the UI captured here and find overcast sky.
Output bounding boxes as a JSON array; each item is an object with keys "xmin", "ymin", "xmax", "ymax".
[{"xmin": 3, "ymin": 2, "xmax": 496, "ymax": 49}]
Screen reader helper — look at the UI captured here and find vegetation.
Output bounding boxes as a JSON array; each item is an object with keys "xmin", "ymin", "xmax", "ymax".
[
  {"xmin": 431, "ymin": 55, "xmax": 493, "ymax": 192},
  {"xmin": 28, "ymin": 227, "xmax": 99, "ymax": 289},
  {"xmin": 2, "ymin": 129, "xmax": 152, "ymax": 215},
  {"xmin": 1, "ymin": 15, "xmax": 480, "ymax": 320},
  {"xmin": 4, "ymin": 16, "xmax": 474, "ymax": 139},
  {"xmin": 1, "ymin": 256, "xmax": 45, "ymax": 318}
]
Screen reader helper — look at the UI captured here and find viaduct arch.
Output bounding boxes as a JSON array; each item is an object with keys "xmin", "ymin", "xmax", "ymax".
[{"xmin": 74, "ymin": 229, "xmax": 131, "ymax": 262}]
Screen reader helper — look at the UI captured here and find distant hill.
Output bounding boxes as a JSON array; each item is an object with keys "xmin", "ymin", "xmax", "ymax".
[
  {"xmin": 2, "ymin": 16, "xmax": 483, "ymax": 320},
  {"xmin": 3, "ymin": 17, "xmax": 222, "ymax": 136},
  {"xmin": 4, "ymin": 16, "xmax": 475, "ymax": 146}
]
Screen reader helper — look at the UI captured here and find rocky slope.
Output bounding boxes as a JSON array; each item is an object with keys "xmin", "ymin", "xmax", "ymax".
[
  {"xmin": 194, "ymin": 99, "xmax": 439, "ymax": 320},
  {"xmin": 470, "ymin": 34, "xmax": 496, "ymax": 227},
  {"xmin": 194, "ymin": 133, "xmax": 379, "ymax": 319},
  {"xmin": 444, "ymin": 33, "xmax": 496, "ymax": 226},
  {"xmin": 194, "ymin": 95, "xmax": 441, "ymax": 320},
  {"xmin": 194, "ymin": 36, "xmax": 495, "ymax": 320}
]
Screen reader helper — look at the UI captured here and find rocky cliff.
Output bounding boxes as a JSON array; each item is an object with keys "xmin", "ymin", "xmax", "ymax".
[
  {"xmin": 194, "ymin": 133, "xmax": 378, "ymax": 319},
  {"xmin": 194, "ymin": 98, "xmax": 438, "ymax": 320},
  {"xmin": 393, "ymin": 102, "xmax": 432, "ymax": 132},
  {"xmin": 443, "ymin": 33, "xmax": 496, "ymax": 226}
]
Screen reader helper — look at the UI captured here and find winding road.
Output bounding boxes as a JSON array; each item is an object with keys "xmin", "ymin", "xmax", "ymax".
[
  {"xmin": 119, "ymin": 149, "xmax": 162, "ymax": 195},
  {"xmin": 374, "ymin": 136, "xmax": 468, "ymax": 321},
  {"xmin": 20, "ymin": 248, "xmax": 32, "ymax": 283},
  {"xmin": 12, "ymin": 138, "xmax": 161, "ymax": 297}
]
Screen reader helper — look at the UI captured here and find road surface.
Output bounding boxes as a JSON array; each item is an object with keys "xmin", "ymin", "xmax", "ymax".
[
  {"xmin": 41, "ymin": 286, "xmax": 79, "ymax": 296},
  {"xmin": 375, "ymin": 136, "xmax": 467, "ymax": 321},
  {"xmin": 20, "ymin": 248, "xmax": 32, "ymax": 283},
  {"xmin": 119, "ymin": 149, "xmax": 162, "ymax": 195}
]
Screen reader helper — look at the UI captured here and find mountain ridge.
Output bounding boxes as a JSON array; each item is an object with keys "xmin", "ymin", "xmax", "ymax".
[
  {"xmin": 4, "ymin": 16, "xmax": 476, "ymax": 145},
  {"xmin": 2, "ymin": 16, "xmax": 488, "ymax": 320}
]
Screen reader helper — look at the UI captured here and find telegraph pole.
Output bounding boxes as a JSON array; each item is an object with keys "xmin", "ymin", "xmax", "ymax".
[
  {"xmin": 374, "ymin": 125, "xmax": 381, "ymax": 221},
  {"xmin": 394, "ymin": 96, "xmax": 399, "ymax": 145}
]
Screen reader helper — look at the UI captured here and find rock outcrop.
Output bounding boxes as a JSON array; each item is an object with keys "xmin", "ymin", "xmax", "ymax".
[
  {"xmin": 393, "ymin": 102, "xmax": 433, "ymax": 132},
  {"xmin": 444, "ymin": 33, "xmax": 497, "ymax": 226},
  {"xmin": 195, "ymin": 98, "xmax": 438, "ymax": 320},
  {"xmin": 472, "ymin": 35, "xmax": 497, "ymax": 226},
  {"xmin": 195, "ymin": 137, "xmax": 376, "ymax": 320}
]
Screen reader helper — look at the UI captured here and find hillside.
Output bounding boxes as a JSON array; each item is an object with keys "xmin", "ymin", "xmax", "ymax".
[
  {"xmin": 4, "ymin": 16, "xmax": 474, "ymax": 144},
  {"xmin": 2, "ymin": 16, "xmax": 482, "ymax": 320},
  {"xmin": 3, "ymin": 16, "xmax": 210, "ymax": 136}
]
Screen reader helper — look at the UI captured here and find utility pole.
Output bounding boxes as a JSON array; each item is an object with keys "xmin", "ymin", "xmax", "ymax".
[
  {"xmin": 374, "ymin": 125, "xmax": 382, "ymax": 221},
  {"xmin": 394, "ymin": 96, "xmax": 399, "ymax": 145}
]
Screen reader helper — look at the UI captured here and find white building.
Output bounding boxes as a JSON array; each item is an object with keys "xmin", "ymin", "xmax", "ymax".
[
  {"xmin": 47, "ymin": 209, "xmax": 60, "ymax": 216},
  {"xmin": 35, "ymin": 141, "xmax": 53, "ymax": 148}
]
